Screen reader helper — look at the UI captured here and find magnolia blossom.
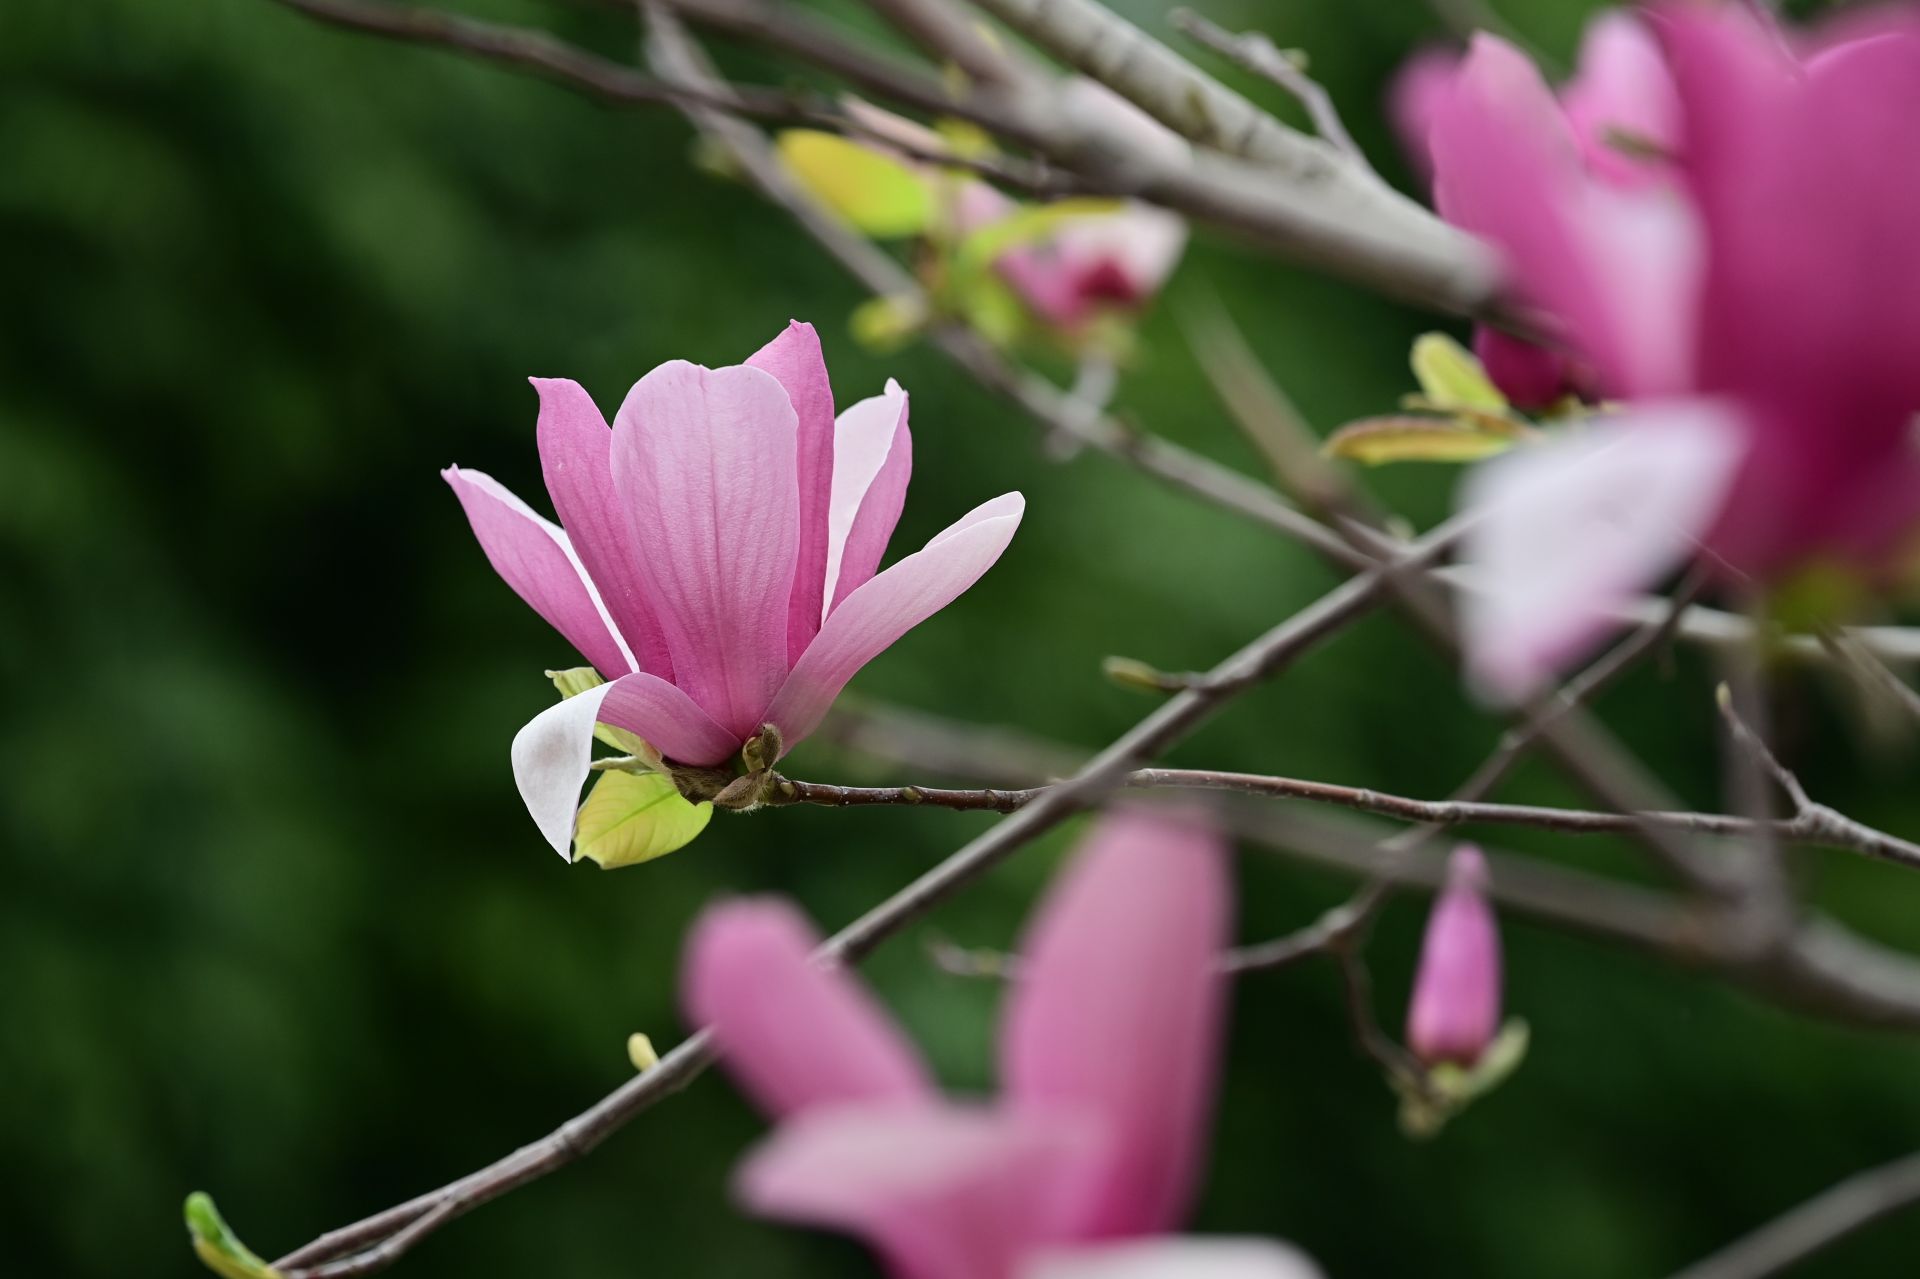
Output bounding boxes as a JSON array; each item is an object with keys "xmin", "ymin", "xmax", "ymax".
[
  {"xmin": 1431, "ymin": 6, "xmax": 1920, "ymax": 699},
  {"xmin": 985, "ymin": 81, "xmax": 1189, "ymax": 330},
  {"xmin": 683, "ymin": 810, "xmax": 1321, "ymax": 1279},
  {"xmin": 444, "ymin": 321, "xmax": 1023, "ymax": 852},
  {"xmin": 1393, "ymin": 10, "xmax": 1681, "ymax": 406},
  {"xmin": 1406, "ymin": 846, "xmax": 1503, "ymax": 1068},
  {"xmin": 849, "ymin": 85, "xmax": 1187, "ymax": 330}
]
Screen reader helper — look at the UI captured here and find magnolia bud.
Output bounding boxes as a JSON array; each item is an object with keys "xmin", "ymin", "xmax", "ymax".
[{"xmin": 1406, "ymin": 845, "xmax": 1502, "ymax": 1067}]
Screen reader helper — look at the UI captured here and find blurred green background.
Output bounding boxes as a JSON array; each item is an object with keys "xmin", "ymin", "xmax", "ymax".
[{"xmin": 5, "ymin": 0, "xmax": 1918, "ymax": 1276}]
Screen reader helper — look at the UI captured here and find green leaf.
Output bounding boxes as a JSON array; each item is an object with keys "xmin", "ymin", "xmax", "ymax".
[
  {"xmin": 1323, "ymin": 416, "xmax": 1518, "ymax": 466},
  {"xmin": 574, "ymin": 770, "xmax": 712, "ymax": 869},
  {"xmin": 184, "ymin": 1193, "xmax": 281, "ymax": 1279},
  {"xmin": 546, "ymin": 667, "xmax": 660, "ymax": 764},
  {"xmin": 776, "ymin": 130, "xmax": 933, "ymax": 237},
  {"xmin": 1410, "ymin": 332, "xmax": 1508, "ymax": 413}
]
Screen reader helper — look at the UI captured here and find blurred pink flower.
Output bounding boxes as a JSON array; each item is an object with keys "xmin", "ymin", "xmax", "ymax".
[
  {"xmin": 954, "ymin": 82, "xmax": 1189, "ymax": 330},
  {"xmin": 1406, "ymin": 846, "xmax": 1503, "ymax": 1068},
  {"xmin": 682, "ymin": 810, "xmax": 1318, "ymax": 1279},
  {"xmin": 444, "ymin": 321, "xmax": 1023, "ymax": 852},
  {"xmin": 1436, "ymin": 6, "xmax": 1920, "ymax": 698},
  {"xmin": 1393, "ymin": 11, "xmax": 1680, "ymax": 406}
]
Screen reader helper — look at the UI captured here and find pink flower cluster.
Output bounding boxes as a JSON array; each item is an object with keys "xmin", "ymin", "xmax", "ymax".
[{"xmin": 1402, "ymin": 5, "xmax": 1920, "ymax": 699}]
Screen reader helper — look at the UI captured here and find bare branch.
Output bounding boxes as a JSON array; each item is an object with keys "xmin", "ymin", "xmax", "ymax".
[
  {"xmin": 1669, "ymin": 1150, "xmax": 1920, "ymax": 1279},
  {"xmin": 762, "ymin": 764, "xmax": 1920, "ymax": 871},
  {"xmin": 269, "ymin": 0, "xmax": 797, "ymax": 117},
  {"xmin": 1169, "ymin": 10, "xmax": 1372, "ymax": 171},
  {"xmin": 856, "ymin": 0, "xmax": 1029, "ymax": 88}
]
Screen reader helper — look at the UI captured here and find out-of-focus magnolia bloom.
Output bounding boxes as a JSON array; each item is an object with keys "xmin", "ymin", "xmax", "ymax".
[
  {"xmin": 1392, "ymin": 11, "xmax": 1680, "ymax": 407},
  {"xmin": 984, "ymin": 81, "xmax": 1189, "ymax": 330},
  {"xmin": 841, "ymin": 84, "xmax": 1188, "ymax": 330},
  {"xmin": 1406, "ymin": 846, "xmax": 1502, "ymax": 1068},
  {"xmin": 1436, "ymin": 6, "xmax": 1920, "ymax": 700},
  {"xmin": 683, "ymin": 810, "xmax": 1321, "ymax": 1279},
  {"xmin": 444, "ymin": 321, "xmax": 1023, "ymax": 853}
]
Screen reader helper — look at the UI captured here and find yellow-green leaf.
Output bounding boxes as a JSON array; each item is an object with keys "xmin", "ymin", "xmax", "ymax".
[
  {"xmin": 547, "ymin": 667, "xmax": 660, "ymax": 763},
  {"xmin": 1410, "ymin": 332, "xmax": 1508, "ymax": 413},
  {"xmin": 777, "ymin": 130, "xmax": 933, "ymax": 237},
  {"xmin": 574, "ymin": 770, "xmax": 712, "ymax": 869},
  {"xmin": 1397, "ymin": 397, "xmax": 1529, "ymax": 437},
  {"xmin": 1323, "ymin": 416, "xmax": 1518, "ymax": 466},
  {"xmin": 185, "ymin": 1193, "xmax": 281, "ymax": 1279}
]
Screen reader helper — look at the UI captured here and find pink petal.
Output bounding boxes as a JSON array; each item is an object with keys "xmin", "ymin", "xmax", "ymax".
[
  {"xmin": 1388, "ymin": 46, "xmax": 1462, "ymax": 183},
  {"xmin": 1406, "ymin": 846, "xmax": 1503, "ymax": 1067},
  {"xmin": 1458, "ymin": 401, "xmax": 1745, "ymax": 703},
  {"xmin": 1472, "ymin": 327, "xmax": 1577, "ymax": 410},
  {"xmin": 509, "ymin": 680, "xmax": 615, "ymax": 858},
  {"xmin": 442, "ymin": 466, "xmax": 635, "ymax": 680},
  {"xmin": 765, "ymin": 493, "xmax": 1024, "ymax": 750},
  {"xmin": 1432, "ymin": 35, "xmax": 1703, "ymax": 398},
  {"xmin": 1002, "ymin": 809, "xmax": 1230, "ymax": 1238},
  {"xmin": 1666, "ymin": 10, "xmax": 1920, "ymax": 452},
  {"xmin": 1024, "ymin": 1239, "xmax": 1325, "ymax": 1279},
  {"xmin": 823, "ymin": 379, "xmax": 913, "ymax": 614},
  {"xmin": 1560, "ymin": 11, "xmax": 1681, "ymax": 189},
  {"xmin": 610, "ymin": 360, "xmax": 800, "ymax": 740},
  {"xmin": 597, "ymin": 671, "xmax": 739, "ymax": 767},
  {"xmin": 683, "ymin": 899, "xmax": 934, "ymax": 1118},
  {"xmin": 747, "ymin": 321, "xmax": 838, "ymax": 664},
  {"xmin": 532, "ymin": 378, "xmax": 675, "ymax": 679},
  {"xmin": 738, "ymin": 1102, "xmax": 1094, "ymax": 1279}
]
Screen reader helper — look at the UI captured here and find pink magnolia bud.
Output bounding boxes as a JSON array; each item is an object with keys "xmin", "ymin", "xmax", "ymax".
[{"xmin": 1406, "ymin": 846, "xmax": 1503, "ymax": 1067}]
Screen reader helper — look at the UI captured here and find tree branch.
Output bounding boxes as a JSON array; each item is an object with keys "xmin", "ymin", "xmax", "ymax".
[
  {"xmin": 760, "ymin": 764, "xmax": 1920, "ymax": 871},
  {"xmin": 1669, "ymin": 1150, "xmax": 1920, "ymax": 1279},
  {"xmin": 1169, "ymin": 9, "xmax": 1371, "ymax": 171}
]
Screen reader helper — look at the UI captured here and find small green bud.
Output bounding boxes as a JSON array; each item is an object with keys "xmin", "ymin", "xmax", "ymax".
[
  {"xmin": 1103, "ymin": 656, "xmax": 1186, "ymax": 694},
  {"xmin": 627, "ymin": 1033, "xmax": 660, "ymax": 1072},
  {"xmin": 184, "ymin": 1193, "xmax": 281, "ymax": 1279}
]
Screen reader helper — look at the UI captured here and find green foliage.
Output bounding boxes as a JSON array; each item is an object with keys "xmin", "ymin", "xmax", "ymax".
[
  {"xmin": 776, "ymin": 129, "xmax": 935, "ymax": 237},
  {"xmin": 573, "ymin": 771, "xmax": 712, "ymax": 869}
]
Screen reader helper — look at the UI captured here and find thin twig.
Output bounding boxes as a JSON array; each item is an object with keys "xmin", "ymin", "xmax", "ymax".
[
  {"xmin": 1169, "ymin": 10, "xmax": 1372, "ymax": 171},
  {"xmin": 761, "ymin": 765, "xmax": 1920, "ymax": 871},
  {"xmin": 1668, "ymin": 1150, "xmax": 1920, "ymax": 1279}
]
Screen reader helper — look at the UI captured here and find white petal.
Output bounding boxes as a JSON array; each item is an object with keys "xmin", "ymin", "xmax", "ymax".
[
  {"xmin": 1023, "ymin": 1238, "xmax": 1325, "ymax": 1279},
  {"xmin": 1458, "ymin": 401, "xmax": 1745, "ymax": 703},
  {"xmin": 510, "ymin": 681, "xmax": 615, "ymax": 858}
]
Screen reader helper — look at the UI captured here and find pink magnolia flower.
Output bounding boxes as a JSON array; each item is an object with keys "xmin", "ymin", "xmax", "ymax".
[
  {"xmin": 444, "ymin": 321, "xmax": 1024, "ymax": 852},
  {"xmin": 1406, "ymin": 846, "xmax": 1503, "ymax": 1068},
  {"xmin": 1393, "ymin": 11, "xmax": 1681, "ymax": 407},
  {"xmin": 835, "ymin": 88, "xmax": 1185, "ymax": 331},
  {"xmin": 682, "ymin": 810, "xmax": 1320, "ymax": 1279},
  {"xmin": 1435, "ymin": 6, "xmax": 1920, "ymax": 699},
  {"xmin": 989, "ymin": 82, "xmax": 1188, "ymax": 330}
]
